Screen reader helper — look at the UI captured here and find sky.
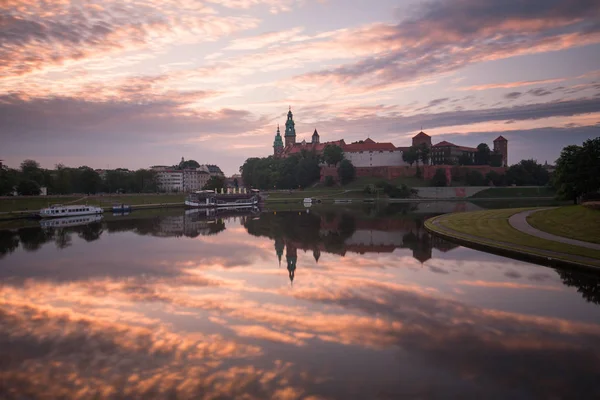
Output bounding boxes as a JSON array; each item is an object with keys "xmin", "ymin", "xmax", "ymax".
[{"xmin": 1, "ymin": 0, "xmax": 599, "ymax": 175}]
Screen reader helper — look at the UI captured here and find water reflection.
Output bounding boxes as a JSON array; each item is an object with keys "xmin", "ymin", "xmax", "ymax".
[{"xmin": 1, "ymin": 204, "xmax": 600, "ymax": 399}]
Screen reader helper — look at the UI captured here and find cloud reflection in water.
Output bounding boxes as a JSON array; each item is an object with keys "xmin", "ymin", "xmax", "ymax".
[{"xmin": 1, "ymin": 206, "xmax": 599, "ymax": 399}]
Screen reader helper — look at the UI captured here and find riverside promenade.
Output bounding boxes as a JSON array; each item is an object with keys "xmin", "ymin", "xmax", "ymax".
[{"xmin": 425, "ymin": 207, "xmax": 600, "ymax": 270}]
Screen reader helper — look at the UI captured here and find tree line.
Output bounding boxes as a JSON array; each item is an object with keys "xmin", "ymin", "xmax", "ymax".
[
  {"xmin": 240, "ymin": 146, "xmax": 356, "ymax": 190},
  {"xmin": 0, "ymin": 160, "xmax": 158, "ymax": 196}
]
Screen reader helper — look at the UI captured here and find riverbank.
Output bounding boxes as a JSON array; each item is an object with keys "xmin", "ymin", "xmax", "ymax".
[
  {"xmin": 425, "ymin": 208, "xmax": 600, "ymax": 270},
  {"xmin": 0, "ymin": 194, "xmax": 186, "ymax": 220}
]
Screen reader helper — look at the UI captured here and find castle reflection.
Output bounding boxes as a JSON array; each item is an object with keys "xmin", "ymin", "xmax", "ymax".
[
  {"xmin": 243, "ymin": 207, "xmax": 459, "ymax": 284},
  {"xmin": 1, "ymin": 204, "xmax": 599, "ymax": 306}
]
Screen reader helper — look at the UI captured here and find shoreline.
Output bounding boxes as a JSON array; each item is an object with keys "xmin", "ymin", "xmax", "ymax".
[{"xmin": 425, "ymin": 210, "xmax": 600, "ymax": 272}]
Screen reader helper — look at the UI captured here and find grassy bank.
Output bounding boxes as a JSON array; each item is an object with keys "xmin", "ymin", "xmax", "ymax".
[
  {"xmin": 470, "ymin": 187, "xmax": 555, "ymax": 199},
  {"xmin": 0, "ymin": 194, "xmax": 185, "ymax": 213},
  {"xmin": 528, "ymin": 206, "xmax": 600, "ymax": 244},
  {"xmin": 425, "ymin": 208, "xmax": 600, "ymax": 267}
]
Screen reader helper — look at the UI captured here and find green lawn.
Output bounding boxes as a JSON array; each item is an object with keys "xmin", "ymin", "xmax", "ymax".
[
  {"xmin": 86, "ymin": 194, "xmax": 185, "ymax": 206},
  {"xmin": 0, "ymin": 196, "xmax": 82, "ymax": 213},
  {"xmin": 429, "ymin": 208, "xmax": 600, "ymax": 262},
  {"xmin": 528, "ymin": 206, "xmax": 600, "ymax": 245},
  {"xmin": 470, "ymin": 187, "xmax": 556, "ymax": 199},
  {"xmin": 0, "ymin": 194, "xmax": 185, "ymax": 213}
]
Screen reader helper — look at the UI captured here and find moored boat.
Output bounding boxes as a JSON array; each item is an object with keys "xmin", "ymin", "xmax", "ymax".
[
  {"xmin": 185, "ymin": 190, "xmax": 260, "ymax": 208},
  {"xmin": 39, "ymin": 204, "xmax": 104, "ymax": 218},
  {"xmin": 112, "ymin": 204, "xmax": 132, "ymax": 212}
]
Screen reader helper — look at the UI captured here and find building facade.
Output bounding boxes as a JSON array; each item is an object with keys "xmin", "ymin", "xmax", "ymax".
[
  {"xmin": 156, "ymin": 170, "xmax": 183, "ymax": 192},
  {"xmin": 343, "ymin": 139, "xmax": 407, "ymax": 167},
  {"xmin": 431, "ymin": 141, "xmax": 477, "ymax": 165},
  {"xmin": 183, "ymin": 169, "xmax": 210, "ymax": 192}
]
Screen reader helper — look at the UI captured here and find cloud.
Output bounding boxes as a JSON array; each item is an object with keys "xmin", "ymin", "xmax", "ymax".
[
  {"xmin": 0, "ymin": 92, "xmax": 269, "ymax": 143},
  {"xmin": 225, "ymin": 27, "xmax": 305, "ymax": 50},
  {"xmin": 0, "ymin": 0, "xmax": 259, "ymax": 78},
  {"xmin": 528, "ymin": 87, "xmax": 553, "ymax": 96},
  {"xmin": 459, "ymin": 78, "xmax": 566, "ymax": 91},
  {"xmin": 293, "ymin": 0, "xmax": 600, "ymax": 89},
  {"xmin": 504, "ymin": 92, "xmax": 523, "ymax": 99}
]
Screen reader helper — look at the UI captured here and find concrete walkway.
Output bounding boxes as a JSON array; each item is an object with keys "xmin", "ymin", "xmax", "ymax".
[
  {"xmin": 508, "ymin": 208, "xmax": 600, "ymax": 251},
  {"xmin": 428, "ymin": 215, "xmax": 600, "ymax": 268}
]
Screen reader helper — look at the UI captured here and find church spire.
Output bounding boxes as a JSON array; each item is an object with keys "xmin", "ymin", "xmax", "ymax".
[
  {"xmin": 284, "ymin": 107, "xmax": 296, "ymax": 146},
  {"xmin": 273, "ymin": 124, "xmax": 284, "ymax": 157}
]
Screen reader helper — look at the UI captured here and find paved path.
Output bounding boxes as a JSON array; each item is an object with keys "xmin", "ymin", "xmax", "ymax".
[
  {"xmin": 428, "ymin": 215, "xmax": 600, "ymax": 268},
  {"xmin": 509, "ymin": 208, "xmax": 600, "ymax": 251}
]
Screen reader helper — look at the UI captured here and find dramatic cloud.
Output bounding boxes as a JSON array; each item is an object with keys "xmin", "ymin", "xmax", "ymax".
[
  {"xmin": 296, "ymin": 0, "xmax": 600, "ymax": 88},
  {"xmin": 1, "ymin": 0, "xmax": 599, "ymax": 172}
]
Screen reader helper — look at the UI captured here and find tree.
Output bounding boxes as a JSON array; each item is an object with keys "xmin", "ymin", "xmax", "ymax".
[
  {"xmin": 417, "ymin": 143, "xmax": 430, "ymax": 165},
  {"xmin": 431, "ymin": 168, "xmax": 448, "ymax": 187},
  {"xmin": 203, "ymin": 175, "xmax": 226, "ymax": 191},
  {"xmin": 323, "ymin": 145, "xmax": 344, "ymax": 166},
  {"xmin": 179, "ymin": 159, "xmax": 200, "ymax": 169},
  {"xmin": 20, "ymin": 159, "xmax": 44, "ymax": 185},
  {"xmin": 402, "ymin": 147, "xmax": 419, "ymax": 166},
  {"xmin": 78, "ymin": 168, "xmax": 102, "ymax": 194},
  {"xmin": 490, "ymin": 151, "xmax": 503, "ymax": 167},
  {"xmin": 485, "ymin": 170, "xmax": 505, "ymax": 186},
  {"xmin": 375, "ymin": 181, "xmax": 417, "ymax": 198},
  {"xmin": 458, "ymin": 153, "xmax": 473, "ymax": 166},
  {"xmin": 17, "ymin": 179, "xmax": 41, "ymax": 195},
  {"xmin": 337, "ymin": 159, "xmax": 356, "ymax": 185},
  {"xmin": 554, "ymin": 138, "xmax": 600, "ymax": 203},
  {"xmin": 475, "ymin": 144, "xmax": 491, "ymax": 165},
  {"xmin": 233, "ymin": 178, "xmax": 239, "ymax": 188},
  {"xmin": 0, "ymin": 168, "xmax": 18, "ymax": 195},
  {"xmin": 324, "ymin": 176, "xmax": 335, "ymax": 187},
  {"xmin": 465, "ymin": 170, "xmax": 486, "ymax": 186},
  {"xmin": 506, "ymin": 159, "xmax": 549, "ymax": 186}
]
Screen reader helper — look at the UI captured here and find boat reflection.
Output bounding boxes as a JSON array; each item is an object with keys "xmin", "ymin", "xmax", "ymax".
[{"xmin": 40, "ymin": 214, "xmax": 103, "ymax": 229}]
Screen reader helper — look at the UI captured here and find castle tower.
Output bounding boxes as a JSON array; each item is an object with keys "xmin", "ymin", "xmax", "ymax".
[
  {"xmin": 286, "ymin": 242, "xmax": 297, "ymax": 284},
  {"xmin": 312, "ymin": 129, "xmax": 320, "ymax": 144},
  {"xmin": 412, "ymin": 131, "xmax": 432, "ymax": 148},
  {"xmin": 274, "ymin": 237, "xmax": 284, "ymax": 267},
  {"xmin": 284, "ymin": 106, "xmax": 296, "ymax": 147},
  {"xmin": 273, "ymin": 124, "xmax": 284, "ymax": 157},
  {"xmin": 493, "ymin": 136, "xmax": 508, "ymax": 167}
]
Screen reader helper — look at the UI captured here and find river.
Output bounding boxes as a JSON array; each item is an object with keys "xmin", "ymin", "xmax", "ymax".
[{"xmin": 1, "ymin": 203, "xmax": 599, "ymax": 399}]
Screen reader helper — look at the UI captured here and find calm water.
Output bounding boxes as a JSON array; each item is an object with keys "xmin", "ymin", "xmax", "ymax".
[{"xmin": 1, "ymin": 203, "xmax": 600, "ymax": 399}]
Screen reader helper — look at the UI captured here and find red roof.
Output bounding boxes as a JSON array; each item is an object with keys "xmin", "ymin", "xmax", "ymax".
[
  {"xmin": 344, "ymin": 138, "xmax": 397, "ymax": 152},
  {"xmin": 494, "ymin": 135, "xmax": 508, "ymax": 142},
  {"xmin": 281, "ymin": 140, "xmax": 346, "ymax": 156},
  {"xmin": 413, "ymin": 131, "xmax": 430, "ymax": 138},
  {"xmin": 457, "ymin": 146, "xmax": 477, "ymax": 152},
  {"xmin": 432, "ymin": 141, "xmax": 457, "ymax": 148}
]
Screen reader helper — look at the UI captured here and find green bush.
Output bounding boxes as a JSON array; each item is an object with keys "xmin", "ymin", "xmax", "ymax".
[
  {"xmin": 325, "ymin": 175, "xmax": 335, "ymax": 187},
  {"xmin": 465, "ymin": 170, "xmax": 486, "ymax": 186},
  {"xmin": 337, "ymin": 160, "xmax": 356, "ymax": 185},
  {"xmin": 431, "ymin": 168, "xmax": 448, "ymax": 187}
]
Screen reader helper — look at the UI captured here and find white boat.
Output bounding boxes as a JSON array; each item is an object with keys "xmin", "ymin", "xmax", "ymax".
[
  {"xmin": 40, "ymin": 215, "xmax": 103, "ymax": 228},
  {"xmin": 39, "ymin": 204, "xmax": 104, "ymax": 218}
]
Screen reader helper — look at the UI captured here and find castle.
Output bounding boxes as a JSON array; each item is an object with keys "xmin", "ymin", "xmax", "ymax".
[{"xmin": 273, "ymin": 107, "xmax": 508, "ymax": 167}]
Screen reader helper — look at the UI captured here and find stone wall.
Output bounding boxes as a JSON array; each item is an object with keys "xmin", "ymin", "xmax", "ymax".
[{"xmin": 320, "ymin": 164, "xmax": 506, "ymax": 183}]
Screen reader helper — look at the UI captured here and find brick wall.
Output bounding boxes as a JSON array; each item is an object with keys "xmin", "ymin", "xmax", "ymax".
[{"xmin": 320, "ymin": 165, "xmax": 506, "ymax": 183}]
